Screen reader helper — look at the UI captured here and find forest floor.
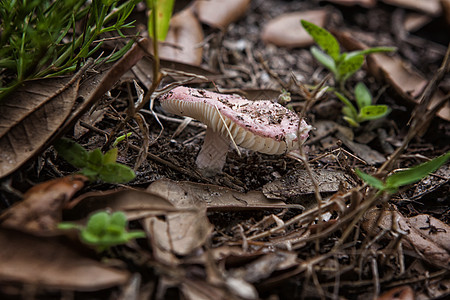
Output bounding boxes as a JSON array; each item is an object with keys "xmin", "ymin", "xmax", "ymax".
[{"xmin": 0, "ymin": 0, "xmax": 449, "ymax": 299}]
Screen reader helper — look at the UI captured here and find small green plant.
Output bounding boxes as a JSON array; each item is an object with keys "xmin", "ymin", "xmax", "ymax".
[
  {"xmin": 300, "ymin": 20, "xmax": 396, "ymax": 89},
  {"xmin": 54, "ymin": 138, "xmax": 136, "ymax": 183},
  {"xmin": 356, "ymin": 152, "xmax": 450, "ymax": 194},
  {"xmin": 112, "ymin": 132, "xmax": 133, "ymax": 147},
  {"xmin": 58, "ymin": 210, "xmax": 146, "ymax": 252},
  {"xmin": 0, "ymin": 0, "xmax": 138, "ymax": 101},
  {"xmin": 335, "ymin": 82, "xmax": 390, "ymax": 127}
]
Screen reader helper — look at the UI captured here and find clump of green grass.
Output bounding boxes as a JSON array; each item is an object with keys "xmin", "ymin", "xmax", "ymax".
[{"xmin": 0, "ymin": 0, "xmax": 138, "ymax": 101}]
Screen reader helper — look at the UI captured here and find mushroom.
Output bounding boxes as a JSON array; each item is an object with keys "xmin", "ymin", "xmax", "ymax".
[{"xmin": 160, "ymin": 86, "xmax": 311, "ymax": 176}]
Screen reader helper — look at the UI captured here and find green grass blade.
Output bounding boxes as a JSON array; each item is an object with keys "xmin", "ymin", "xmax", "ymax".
[
  {"xmin": 385, "ymin": 153, "xmax": 450, "ymax": 189},
  {"xmin": 355, "ymin": 169, "xmax": 386, "ymax": 190}
]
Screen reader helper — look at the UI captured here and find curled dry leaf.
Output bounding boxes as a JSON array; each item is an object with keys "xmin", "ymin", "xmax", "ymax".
[
  {"xmin": 335, "ymin": 131, "xmax": 386, "ymax": 165},
  {"xmin": 142, "ymin": 208, "xmax": 213, "ymax": 257},
  {"xmin": 0, "ymin": 175, "xmax": 87, "ymax": 235},
  {"xmin": 146, "ymin": 178, "xmax": 295, "ymax": 211},
  {"xmin": 64, "ymin": 188, "xmax": 177, "ymax": 221},
  {"xmin": 261, "ymin": 10, "xmax": 328, "ymax": 48},
  {"xmin": 362, "ymin": 208, "xmax": 450, "ymax": 268},
  {"xmin": 324, "ymin": 0, "xmax": 376, "ymax": 8},
  {"xmin": 0, "ymin": 228, "xmax": 129, "ymax": 291},
  {"xmin": 231, "ymin": 252, "xmax": 298, "ymax": 283},
  {"xmin": 193, "ymin": 0, "xmax": 251, "ymax": 29},
  {"xmin": 335, "ymin": 30, "xmax": 450, "ymax": 121},
  {"xmin": 381, "ymin": 0, "xmax": 442, "ymax": 16},
  {"xmin": 442, "ymin": 0, "xmax": 450, "ymax": 24},
  {"xmin": 0, "ymin": 76, "xmax": 81, "ymax": 178},
  {"xmin": 160, "ymin": 8, "xmax": 204, "ymax": 65},
  {"xmin": 376, "ymin": 285, "xmax": 414, "ymax": 300}
]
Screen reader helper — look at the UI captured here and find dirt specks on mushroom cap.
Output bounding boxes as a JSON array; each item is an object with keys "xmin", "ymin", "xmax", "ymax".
[{"xmin": 160, "ymin": 86, "xmax": 311, "ymax": 154}]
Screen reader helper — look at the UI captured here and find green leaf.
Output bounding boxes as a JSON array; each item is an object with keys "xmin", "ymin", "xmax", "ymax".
[
  {"xmin": 310, "ymin": 46, "xmax": 337, "ymax": 74},
  {"xmin": 87, "ymin": 148, "xmax": 104, "ymax": 170},
  {"xmin": 147, "ymin": 0, "xmax": 175, "ymax": 41},
  {"xmin": 81, "ymin": 230, "xmax": 101, "ymax": 244},
  {"xmin": 80, "ymin": 168, "xmax": 99, "ymax": 181},
  {"xmin": 355, "ymin": 169, "xmax": 385, "ymax": 190},
  {"xmin": 109, "ymin": 211, "xmax": 127, "ymax": 228},
  {"xmin": 358, "ymin": 105, "xmax": 390, "ymax": 121},
  {"xmin": 107, "ymin": 224, "xmax": 125, "ymax": 235},
  {"xmin": 104, "ymin": 148, "xmax": 118, "ymax": 164},
  {"xmin": 354, "ymin": 82, "xmax": 372, "ymax": 109},
  {"xmin": 54, "ymin": 138, "xmax": 88, "ymax": 169},
  {"xmin": 385, "ymin": 153, "xmax": 450, "ymax": 189},
  {"xmin": 301, "ymin": 20, "xmax": 340, "ymax": 61},
  {"xmin": 86, "ymin": 211, "xmax": 109, "ymax": 236},
  {"xmin": 337, "ymin": 54, "xmax": 364, "ymax": 82},
  {"xmin": 98, "ymin": 163, "xmax": 136, "ymax": 183}
]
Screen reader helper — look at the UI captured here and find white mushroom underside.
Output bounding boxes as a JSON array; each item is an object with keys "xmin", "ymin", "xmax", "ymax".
[{"xmin": 161, "ymin": 99, "xmax": 294, "ymax": 155}]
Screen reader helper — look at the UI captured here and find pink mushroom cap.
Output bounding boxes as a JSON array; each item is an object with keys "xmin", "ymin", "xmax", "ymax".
[{"xmin": 160, "ymin": 86, "xmax": 311, "ymax": 155}]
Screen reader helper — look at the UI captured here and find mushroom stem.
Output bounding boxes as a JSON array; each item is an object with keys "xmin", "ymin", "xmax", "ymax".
[{"xmin": 196, "ymin": 127, "xmax": 230, "ymax": 176}]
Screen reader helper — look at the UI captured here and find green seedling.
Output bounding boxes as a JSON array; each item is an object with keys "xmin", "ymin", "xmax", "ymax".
[
  {"xmin": 58, "ymin": 211, "xmax": 146, "ymax": 252},
  {"xmin": 335, "ymin": 82, "xmax": 390, "ymax": 127},
  {"xmin": 146, "ymin": 0, "xmax": 175, "ymax": 41},
  {"xmin": 112, "ymin": 132, "xmax": 133, "ymax": 147},
  {"xmin": 54, "ymin": 138, "xmax": 136, "ymax": 183},
  {"xmin": 300, "ymin": 20, "xmax": 396, "ymax": 89},
  {"xmin": 356, "ymin": 152, "xmax": 450, "ymax": 194}
]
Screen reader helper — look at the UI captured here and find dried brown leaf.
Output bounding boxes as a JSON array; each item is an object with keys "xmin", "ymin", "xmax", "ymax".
[
  {"xmin": 143, "ymin": 208, "xmax": 212, "ymax": 256},
  {"xmin": 0, "ymin": 76, "xmax": 81, "ymax": 178},
  {"xmin": 381, "ymin": 0, "xmax": 442, "ymax": 16},
  {"xmin": 362, "ymin": 208, "xmax": 450, "ymax": 268},
  {"xmin": 261, "ymin": 10, "xmax": 328, "ymax": 48},
  {"xmin": 336, "ymin": 131, "xmax": 386, "ymax": 165},
  {"xmin": 324, "ymin": 0, "xmax": 376, "ymax": 8},
  {"xmin": 160, "ymin": 8, "xmax": 204, "ymax": 65},
  {"xmin": 65, "ymin": 188, "xmax": 177, "ymax": 221},
  {"xmin": 0, "ymin": 228, "xmax": 129, "ymax": 291},
  {"xmin": 377, "ymin": 286, "xmax": 414, "ymax": 300},
  {"xmin": 146, "ymin": 178, "xmax": 294, "ymax": 211},
  {"xmin": 193, "ymin": 0, "xmax": 251, "ymax": 29},
  {"xmin": 0, "ymin": 175, "xmax": 87, "ymax": 235},
  {"xmin": 0, "ymin": 40, "xmax": 149, "ymax": 179},
  {"xmin": 403, "ymin": 13, "xmax": 433, "ymax": 32},
  {"xmin": 232, "ymin": 252, "xmax": 298, "ymax": 283},
  {"xmin": 442, "ymin": 0, "xmax": 450, "ymax": 24}
]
